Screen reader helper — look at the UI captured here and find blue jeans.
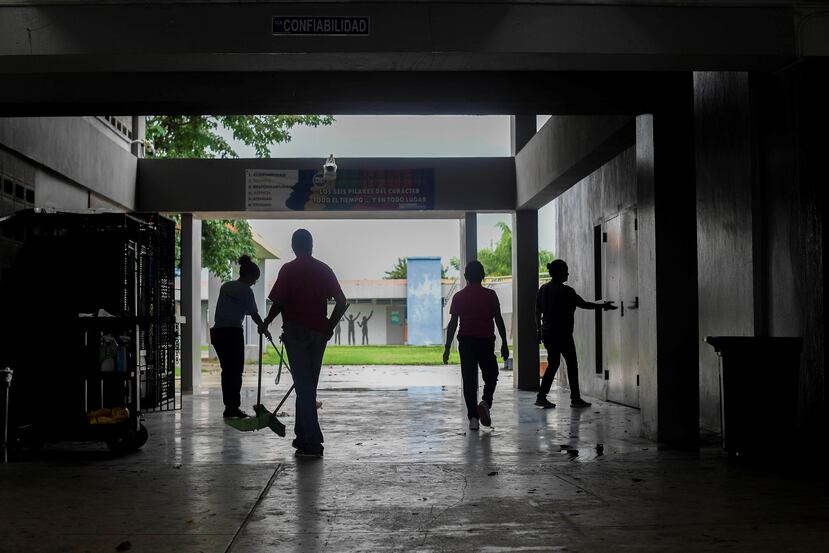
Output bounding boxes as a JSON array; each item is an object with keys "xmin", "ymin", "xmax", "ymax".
[{"xmin": 283, "ymin": 323, "xmax": 327, "ymax": 453}]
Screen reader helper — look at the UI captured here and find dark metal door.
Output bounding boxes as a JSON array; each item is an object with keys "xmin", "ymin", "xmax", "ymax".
[
  {"xmin": 604, "ymin": 209, "xmax": 639, "ymax": 407},
  {"xmin": 604, "ymin": 215, "xmax": 622, "ymax": 403}
]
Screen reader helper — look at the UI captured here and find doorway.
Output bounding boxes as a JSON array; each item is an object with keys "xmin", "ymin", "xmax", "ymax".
[{"xmin": 603, "ymin": 208, "xmax": 639, "ymax": 408}]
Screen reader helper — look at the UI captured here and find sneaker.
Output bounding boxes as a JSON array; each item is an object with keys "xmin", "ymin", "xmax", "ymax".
[
  {"xmin": 295, "ymin": 449, "xmax": 324, "ymax": 458},
  {"xmin": 477, "ymin": 401, "xmax": 491, "ymax": 427},
  {"xmin": 534, "ymin": 397, "xmax": 556, "ymax": 409},
  {"xmin": 469, "ymin": 418, "xmax": 480, "ymax": 431},
  {"xmin": 223, "ymin": 408, "xmax": 250, "ymax": 419},
  {"xmin": 571, "ymin": 399, "xmax": 592, "ymax": 408}
]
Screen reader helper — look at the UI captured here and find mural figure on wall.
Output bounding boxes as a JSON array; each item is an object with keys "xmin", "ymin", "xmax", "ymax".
[
  {"xmin": 334, "ymin": 318, "xmax": 342, "ymax": 344},
  {"xmin": 345, "ymin": 312, "xmax": 361, "ymax": 345},
  {"xmin": 358, "ymin": 310, "xmax": 374, "ymax": 345}
]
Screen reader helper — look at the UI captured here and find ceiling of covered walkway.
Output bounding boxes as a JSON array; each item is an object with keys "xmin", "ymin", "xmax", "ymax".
[{"xmin": 2, "ymin": 1, "xmax": 826, "ymax": 115}]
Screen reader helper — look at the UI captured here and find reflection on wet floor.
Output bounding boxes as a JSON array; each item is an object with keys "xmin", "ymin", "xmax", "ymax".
[
  {"xmin": 23, "ymin": 365, "xmax": 644, "ymax": 465},
  {"xmin": 3, "ymin": 366, "xmax": 829, "ymax": 552}
]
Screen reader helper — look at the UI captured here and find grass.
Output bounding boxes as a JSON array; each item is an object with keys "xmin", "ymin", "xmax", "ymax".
[{"xmin": 263, "ymin": 344, "xmax": 460, "ymax": 366}]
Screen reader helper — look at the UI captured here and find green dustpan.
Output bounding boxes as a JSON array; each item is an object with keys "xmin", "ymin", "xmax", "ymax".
[{"xmin": 224, "ymin": 406, "xmax": 285, "ymax": 435}]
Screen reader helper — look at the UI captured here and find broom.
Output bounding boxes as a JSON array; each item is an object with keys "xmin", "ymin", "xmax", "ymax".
[{"xmin": 224, "ymin": 333, "xmax": 286, "ymax": 436}]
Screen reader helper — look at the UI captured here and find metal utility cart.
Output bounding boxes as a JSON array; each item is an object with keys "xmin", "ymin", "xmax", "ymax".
[{"xmin": 0, "ymin": 209, "xmax": 178, "ymax": 455}]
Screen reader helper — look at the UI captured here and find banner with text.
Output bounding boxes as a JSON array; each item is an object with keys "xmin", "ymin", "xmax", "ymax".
[{"xmin": 246, "ymin": 169, "xmax": 434, "ymax": 211}]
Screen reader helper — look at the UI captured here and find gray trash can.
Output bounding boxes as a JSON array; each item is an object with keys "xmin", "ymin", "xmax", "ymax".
[{"xmin": 705, "ymin": 337, "xmax": 802, "ymax": 457}]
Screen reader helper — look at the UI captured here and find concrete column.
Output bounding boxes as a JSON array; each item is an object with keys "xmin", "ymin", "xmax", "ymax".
[
  {"xmin": 246, "ymin": 259, "xmax": 267, "ymax": 346},
  {"xmin": 459, "ymin": 212, "xmax": 477, "ymax": 283},
  {"xmin": 207, "ymin": 271, "xmax": 222, "ymax": 359},
  {"xmin": 180, "ymin": 214, "xmax": 202, "ymax": 393},
  {"xmin": 512, "ymin": 209, "xmax": 540, "ymax": 390},
  {"xmin": 510, "ymin": 115, "xmax": 536, "ymax": 156},
  {"xmin": 636, "ymin": 73, "xmax": 699, "ymax": 446},
  {"xmin": 130, "ymin": 116, "xmax": 145, "ymax": 158},
  {"xmin": 253, "ymin": 259, "xmax": 266, "ymax": 317}
]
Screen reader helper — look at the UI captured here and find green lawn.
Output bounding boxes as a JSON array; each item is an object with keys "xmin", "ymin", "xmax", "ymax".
[{"xmin": 263, "ymin": 345, "xmax": 460, "ymax": 366}]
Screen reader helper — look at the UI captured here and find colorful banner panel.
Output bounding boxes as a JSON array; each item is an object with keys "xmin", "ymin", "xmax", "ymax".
[{"xmin": 246, "ymin": 169, "xmax": 434, "ymax": 211}]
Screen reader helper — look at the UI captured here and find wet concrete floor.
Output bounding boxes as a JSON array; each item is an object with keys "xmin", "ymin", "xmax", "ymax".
[{"xmin": 1, "ymin": 365, "xmax": 827, "ymax": 552}]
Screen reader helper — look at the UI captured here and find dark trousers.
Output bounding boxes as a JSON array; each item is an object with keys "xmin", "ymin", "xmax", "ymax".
[
  {"xmin": 210, "ymin": 327, "xmax": 244, "ymax": 411},
  {"xmin": 458, "ymin": 336, "xmax": 499, "ymax": 420},
  {"xmin": 539, "ymin": 333, "xmax": 581, "ymax": 400},
  {"xmin": 283, "ymin": 323, "xmax": 327, "ymax": 453}
]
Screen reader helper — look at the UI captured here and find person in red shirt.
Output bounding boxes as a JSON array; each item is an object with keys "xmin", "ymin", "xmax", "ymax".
[
  {"xmin": 443, "ymin": 261, "xmax": 510, "ymax": 430},
  {"xmin": 262, "ymin": 229, "xmax": 347, "ymax": 457}
]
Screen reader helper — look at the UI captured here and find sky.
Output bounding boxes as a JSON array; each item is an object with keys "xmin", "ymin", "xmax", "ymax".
[{"xmin": 224, "ymin": 115, "xmax": 556, "ymax": 280}]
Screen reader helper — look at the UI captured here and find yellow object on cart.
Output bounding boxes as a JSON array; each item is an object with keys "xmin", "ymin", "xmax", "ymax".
[{"xmin": 87, "ymin": 407, "xmax": 130, "ymax": 425}]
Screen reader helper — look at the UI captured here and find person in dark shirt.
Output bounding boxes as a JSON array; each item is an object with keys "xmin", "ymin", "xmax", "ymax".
[
  {"xmin": 262, "ymin": 229, "xmax": 348, "ymax": 457},
  {"xmin": 443, "ymin": 261, "xmax": 510, "ymax": 430},
  {"xmin": 535, "ymin": 259, "xmax": 616, "ymax": 408},
  {"xmin": 211, "ymin": 255, "xmax": 271, "ymax": 419}
]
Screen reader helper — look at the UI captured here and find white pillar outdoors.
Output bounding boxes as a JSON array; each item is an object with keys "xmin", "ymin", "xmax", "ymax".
[
  {"xmin": 180, "ymin": 214, "xmax": 202, "ymax": 393},
  {"xmin": 207, "ymin": 270, "xmax": 222, "ymax": 358}
]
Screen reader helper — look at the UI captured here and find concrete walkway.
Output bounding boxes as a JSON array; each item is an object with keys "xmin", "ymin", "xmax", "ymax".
[{"xmin": 1, "ymin": 366, "xmax": 827, "ymax": 552}]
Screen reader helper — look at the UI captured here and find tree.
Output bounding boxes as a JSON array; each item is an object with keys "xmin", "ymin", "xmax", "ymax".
[
  {"xmin": 451, "ymin": 222, "xmax": 554, "ymax": 278},
  {"xmin": 383, "ymin": 257, "xmax": 449, "ymax": 279},
  {"xmin": 146, "ymin": 115, "xmax": 334, "ymax": 159},
  {"xmin": 201, "ymin": 220, "xmax": 258, "ymax": 281},
  {"xmin": 147, "ymin": 115, "xmax": 334, "ymax": 279}
]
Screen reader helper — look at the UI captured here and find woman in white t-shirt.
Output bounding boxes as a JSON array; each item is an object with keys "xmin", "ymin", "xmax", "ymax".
[{"xmin": 210, "ymin": 255, "xmax": 269, "ymax": 419}]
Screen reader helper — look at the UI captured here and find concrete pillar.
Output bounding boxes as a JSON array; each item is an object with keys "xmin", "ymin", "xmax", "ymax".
[
  {"xmin": 459, "ymin": 212, "xmax": 477, "ymax": 283},
  {"xmin": 207, "ymin": 271, "xmax": 222, "ymax": 359},
  {"xmin": 130, "ymin": 116, "xmax": 145, "ymax": 158},
  {"xmin": 245, "ymin": 259, "xmax": 267, "ymax": 346},
  {"xmin": 635, "ymin": 73, "xmax": 699, "ymax": 446},
  {"xmin": 180, "ymin": 214, "xmax": 202, "ymax": 393},
  {"xmin": 512, "ymin": 209, "xmax": 540, "ymax": 390},
  {"xmin": 510, "ymin": 115, "xmax": 536, "ymax": 156},
  {"xmin": 253, "ymin": 259, "xmax": 266, "ymax": 319}
]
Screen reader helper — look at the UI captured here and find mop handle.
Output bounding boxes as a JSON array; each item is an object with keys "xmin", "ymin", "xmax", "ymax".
[
  {"xmin": 267, "ymin": 335, "xmax": 292, "ymax": 376},
  {"xmin": 257, "ymin": 332, "xmax": 263, "ymax": 406},
  {"xmin": 269, "ymin": 334, "xmax": 295, "ymax": 413},
  {"xmin": 273, "ymin": 384, "xmax": 295, "ymax": 413}
]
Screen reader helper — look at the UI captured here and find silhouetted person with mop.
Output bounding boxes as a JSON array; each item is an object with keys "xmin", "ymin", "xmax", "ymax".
[
  {"xmin": 210, "ymin": 255, "xmax": 271, "ymax": 419},
  {"xmin": 263, "ymin": 229, "xmax": 347, "ymax": 457},
  {"xmin": 443, "ymin": 261, "xmax": 509, "ymax": 430},
  {"xmin": 345, "ymin": 312, "xmax": 360, "ymax": 345},
  {"xmin": 358, "ymin": 310, "xmax": 374, "ymax": 345},
  {"xmin": 535, "ymin": 259, "xmax": 616, "ymax": 409}
]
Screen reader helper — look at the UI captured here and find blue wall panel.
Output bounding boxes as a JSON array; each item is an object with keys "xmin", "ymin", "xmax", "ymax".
[{"xmin": 406, "ymin": 257, "xmax": 442, "ymax": 345}]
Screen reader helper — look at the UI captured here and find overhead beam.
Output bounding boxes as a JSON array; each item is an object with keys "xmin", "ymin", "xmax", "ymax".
[
  {"xmin": 0, "ymin": 71, "xmax": 680, "ymax": 116},
  {"xmin": 0, "ymin": 3, "xmax": 797, "ymax": 72},
  {"xmin": 515, "ymin": 115, "xmax": 635, "ymax": 209},
  {"xmin": 137, "ymin": 157, "xmax": 516, "ymax": 214}
]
